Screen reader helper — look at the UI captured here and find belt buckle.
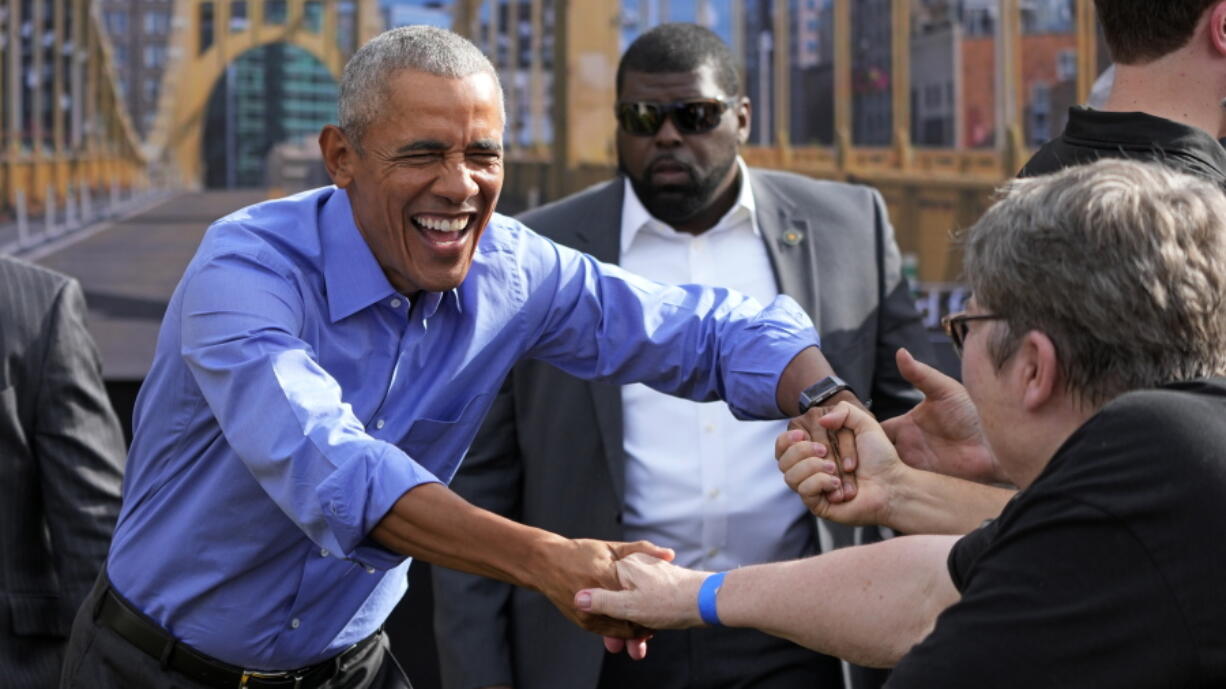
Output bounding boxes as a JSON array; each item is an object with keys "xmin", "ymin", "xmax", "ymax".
[{"xmin": 238, "ymin": 670, "xmax": 302, "ymax": 688}]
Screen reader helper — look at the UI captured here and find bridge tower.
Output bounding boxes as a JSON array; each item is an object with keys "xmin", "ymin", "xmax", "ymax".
[{"xmin": 147, "ymin": 0, "xmax": 381, "ymax": 187}]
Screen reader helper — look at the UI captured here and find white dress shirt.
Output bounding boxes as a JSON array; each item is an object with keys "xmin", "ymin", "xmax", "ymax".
[{"xmin": 619, "ymin": 160, "xmax": 817, "ymax": 570}]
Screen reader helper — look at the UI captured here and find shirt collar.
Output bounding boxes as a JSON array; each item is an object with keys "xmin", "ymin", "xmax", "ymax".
[
  {"xmin": 1064, "ymin": 106, "xmax": 1226, "ymax": 177},
  {"xmin": 319, "ymin": 189, "xmax": 463, "ymax": 322},
  {"xmin": 620, "ymin": 157, "xmax": 756, "ymax": 255}
]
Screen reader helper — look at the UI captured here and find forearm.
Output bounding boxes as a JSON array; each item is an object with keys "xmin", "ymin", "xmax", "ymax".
[
  {"xmin": 885, "ymin": 467, "xmax": 1015, "ymax": 535},
  {"xmin": 718, "ymin": 535, "xmax": 961, "ymax": 667},
  {"xmin": 371, "ymin": 482, "xmax": 564, "ymax": 591},
  {"xmin": 776, "ymin": 346, "xmax": 861, "ymax": 416}
]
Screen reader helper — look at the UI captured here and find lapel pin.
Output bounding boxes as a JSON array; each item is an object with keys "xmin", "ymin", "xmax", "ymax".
[{"xmin": 783, "ymin": 230, "xmax": 804, "ymax": 247}]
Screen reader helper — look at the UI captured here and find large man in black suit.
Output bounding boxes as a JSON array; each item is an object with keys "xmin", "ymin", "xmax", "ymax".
[
  {"xmin": 433, "ymin": 24, "xmax": 932, "ymax": 689},
  {"xmin": 0, "ymin": 255, "xmax": 125, "ymax": 688}
]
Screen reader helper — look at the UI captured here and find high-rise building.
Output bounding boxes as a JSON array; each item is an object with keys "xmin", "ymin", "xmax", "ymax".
[
  {"xmin": 203, "ymin": 44, "xmax": 338, "ymax": 188},
  {"xmin": 99, "ymin": 0, "xmax": 172, "ymax": 138},
  {"xmin": 851, "ymin": 0, "xmax": 893, "ymax": 146}
]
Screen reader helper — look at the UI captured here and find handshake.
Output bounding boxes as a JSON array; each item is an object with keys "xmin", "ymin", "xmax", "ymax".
[{"xmin": 554, "ymin": 349, "xmax": 1006, "ymax": 657}]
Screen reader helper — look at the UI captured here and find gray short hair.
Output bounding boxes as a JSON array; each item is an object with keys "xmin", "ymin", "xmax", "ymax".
[
  {"xmin": 338, "ymin": 25, "xmax": 500, "ymax": 149},
  {"xmin": 964, "ymin": 158, "xmax": 1226, "ymax": 406}
]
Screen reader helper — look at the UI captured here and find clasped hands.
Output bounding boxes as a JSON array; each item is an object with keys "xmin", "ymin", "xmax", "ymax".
[{"xmin": 569, "ymin": 349, "xmax": 998, "ymax": 654}]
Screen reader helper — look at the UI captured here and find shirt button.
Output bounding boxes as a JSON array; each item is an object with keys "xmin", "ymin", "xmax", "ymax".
[
  {"xmin": 390, "ymin": 298, "xmax": 402, "ymax": 308},
  {"xmin": 707, "ymin": 547, "xmax": 719, "ymax": 558},
  {"xmin": 290, "ymin": 618, "xmax": 301, "ymax": 629},
  {"xmin": 708, "ymin": 488, "xmax": 720, "ymax": 499},
  {"xmin": 366, "ymin": 566, "xmax": 376, "ymax": 574},
  {"xmin": 704, "ymin": 424, "xmax": 715, "ymax": 433},
  {"xmin": 375, "ymin": 419, "xmax": 385, "ymax": 430},
  {"xmin": 320, "ymin": 548, "xmax": 330, "ymax": 557}
]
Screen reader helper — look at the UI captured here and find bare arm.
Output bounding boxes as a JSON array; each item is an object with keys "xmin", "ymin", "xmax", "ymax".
[
  {"xmin": 577, "ymin": 535, "xmax": 961, "ymax": 668},
  {"xmin": 776, "ymin": 345, "xmax": 864, "ymax": 417},
  {"xmin": 372, "ymin": 482, "xmax": 672, "ymax": 638}
]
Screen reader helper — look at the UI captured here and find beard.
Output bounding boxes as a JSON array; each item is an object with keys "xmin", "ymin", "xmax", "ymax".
[{"xmin": 619, "ymin": 151, "xmax": 738, "ymax": 226}]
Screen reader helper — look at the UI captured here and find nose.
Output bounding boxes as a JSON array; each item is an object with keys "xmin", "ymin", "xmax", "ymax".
[
  {"xmin": 653, "ymin": 115, "xmax": 683, "ymax": 148},
  {"xmin": 433, "ymin": 160, "xmax": 481, "ymax": 205}
]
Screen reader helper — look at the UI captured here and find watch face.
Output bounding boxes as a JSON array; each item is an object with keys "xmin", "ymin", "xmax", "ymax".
[{"xmin": 800, "ymin": 376, "xmax": 850, "ymax": 410}]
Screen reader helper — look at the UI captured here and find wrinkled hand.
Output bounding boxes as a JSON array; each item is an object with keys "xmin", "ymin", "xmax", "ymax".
[
  {"xmin": 538, "ymin": 538, "xmax": 672, "ymax": 649},
  {"xmin": 881, "ymin": 349, "xmax": 1000, "ymax": 483},
  {"xmin": 777, "ymin": 402, "xmax": 907, "ymax": 526},
  {"xmin": 786, "ymin": 405, "xmax": 858, "ymax": 503},
  {"xmin": 575, "ymin": 553, "xmax": 706, "ymax": 631}
]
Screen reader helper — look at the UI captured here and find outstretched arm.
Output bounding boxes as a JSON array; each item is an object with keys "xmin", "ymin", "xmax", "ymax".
[{"xmin": 577, "ymin": 535, "xmax": 961, "ymax": 668}]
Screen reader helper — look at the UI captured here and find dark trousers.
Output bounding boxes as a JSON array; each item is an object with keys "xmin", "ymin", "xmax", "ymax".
[
  {"xmin": 59, "ymin": 573, "xmax": 413, "ymax": 689},
  {"xmin": 596, "ymin": 625, "xmax": 844, "ymax": 689}
]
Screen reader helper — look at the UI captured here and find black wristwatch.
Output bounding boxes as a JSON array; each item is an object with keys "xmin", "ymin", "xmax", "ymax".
[{"xmin": 798, "ymin": 375, "xmax": 858, "ymax": 412}]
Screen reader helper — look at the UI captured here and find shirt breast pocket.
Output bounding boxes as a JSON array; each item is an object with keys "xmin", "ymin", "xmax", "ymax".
[{"xmin": 402, "ymin": 392, "xmax": 494, "ymax": 484}]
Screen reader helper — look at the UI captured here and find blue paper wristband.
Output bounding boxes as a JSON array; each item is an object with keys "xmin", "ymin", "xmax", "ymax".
[{"xmin": 697, "ymin": 571, "xmax": 728, "ymax": 626}]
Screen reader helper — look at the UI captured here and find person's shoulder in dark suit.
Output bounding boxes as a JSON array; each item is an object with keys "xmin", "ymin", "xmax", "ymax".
[
  {"xmin": 517, "ymin": 179, "xmax": 622, "ymax": 241},
  {"xmin": 0, "ymin": 255, "xmax": 75, "ymax": 341}
]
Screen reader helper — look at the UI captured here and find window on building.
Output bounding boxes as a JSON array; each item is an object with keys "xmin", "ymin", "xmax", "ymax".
[
  {"xmin": 231, "ymin": 1, "xmax": 248, "ymax": 31},
  {"xmin": 200, "ymin": 2, "xmax": 215, "ymax": 53},
  {"xmin": 143, "ymin": 76, "xmax": 160, "ymax": 103},
  {"xmin": 304, "ymin": 1, "xmax": 323, "ymax": 32},
  {"xmin": 852, "ymin": 0, "xmax": 892, "ymax": 146},
  {"xmin": 1029, "ymin": 81, "xmax": 1051, "ymax": 145},
  {"xmin": 143, "ymin": 10, "xmax": 169, "ymax": 34},
  {"xmin": 106, "ymin": 10, "xmax": 127, "ymax": 35},
  {"xmin": 144, "ymin": 43, "xmax": 166, "ymax": 68},
  {"xmin": 790, "ymin": 0, "xmax": 834, "ymax": 145},
  {"xmin": 112, "ymin": 43, "xmax": 128, "ymax": 71},
  {"xmin": 265, "ymin": 0, "xmax": 288, "ymax": 24},
  {"xmin": 1057, "ymin": 49, "xmax": 1076, "ymax": 81}
]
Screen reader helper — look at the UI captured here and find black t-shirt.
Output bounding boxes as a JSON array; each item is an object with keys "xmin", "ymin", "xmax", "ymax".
[
  {"xmin": 1019, "ymin": 106, "xmax": 1226, "ymax": 187},
  {"xmin": 887, "ymin": 379, "xmax": 1226, "ymax": 688}
]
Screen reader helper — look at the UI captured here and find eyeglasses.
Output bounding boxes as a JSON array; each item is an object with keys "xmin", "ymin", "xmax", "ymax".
[
  {"xmin": 614, "ymin": 98, "xmax": 737, "ymax": 136},
  {"xmin": 941, "ymin": 311, "xmax": 1006, "ymax": 356}
]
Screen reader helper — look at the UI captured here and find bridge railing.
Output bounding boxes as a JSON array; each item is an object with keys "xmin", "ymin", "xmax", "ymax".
[{"xmin": 0, "ymin": 0, "xmax": 152, "ymax": 240}]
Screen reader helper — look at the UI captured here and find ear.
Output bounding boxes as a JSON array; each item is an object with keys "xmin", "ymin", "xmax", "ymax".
[
  {"xmin": 1209, "ymin": 1, "xmax": 1226, "ymax": 57},
  {"xmin": 320, "ymin": 125, "xmax": 357, "ymax": 189},
  {"xmin": 1014, "ymin": 331, "xmax": 1060, "ymax": 413},
  {"xmin": 735, "ymin": 96, "xmax": 751, "ymax": 145}
]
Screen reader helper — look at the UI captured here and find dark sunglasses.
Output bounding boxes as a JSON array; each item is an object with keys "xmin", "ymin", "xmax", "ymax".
[
  {"xmin": 941, "ymin": 311, "xmax": 1006, "ymax": 356},
  {"xmin": 614, "ymin": 98, "xmax": 738, "ymax": 136}
]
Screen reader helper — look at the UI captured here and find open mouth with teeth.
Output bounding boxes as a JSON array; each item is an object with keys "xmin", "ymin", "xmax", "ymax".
[{"xmin": 411, "ymin": 214, "xmax": 475, "ymax": 250}]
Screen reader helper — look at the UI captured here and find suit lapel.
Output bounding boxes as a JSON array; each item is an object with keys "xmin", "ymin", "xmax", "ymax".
[
  {"xmin": 561, "ymin": 181, "xmax": 628, "ymax": 503},
  {"xmin": 753, "ymin": 171, "xmax": 822, "ymax": 325}
]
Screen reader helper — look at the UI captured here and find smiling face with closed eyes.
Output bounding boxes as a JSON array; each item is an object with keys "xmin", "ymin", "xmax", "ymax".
[{"xmin": 321, "ymin": 68, "xmax": 505, "ymax": 295}]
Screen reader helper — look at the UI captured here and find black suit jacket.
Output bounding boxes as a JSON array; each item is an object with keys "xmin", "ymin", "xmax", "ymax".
[
  {"xmin": 432, "ymin": 169, "xmax": 933, "ymax": 689},
  {"xmin": 0, "ymin": 256, "xmax": 125, "ymax": 688}
]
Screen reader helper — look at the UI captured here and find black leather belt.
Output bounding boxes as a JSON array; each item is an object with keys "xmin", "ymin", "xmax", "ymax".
[{"xmin": 94, "ymin": 585, "xmax": 380, "ymax": 688}]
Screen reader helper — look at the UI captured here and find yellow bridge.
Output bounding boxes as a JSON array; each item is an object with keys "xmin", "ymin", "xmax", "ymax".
[{"xmin": 2, "ymin": 0, "xmax": 1108, "ymax": 282}]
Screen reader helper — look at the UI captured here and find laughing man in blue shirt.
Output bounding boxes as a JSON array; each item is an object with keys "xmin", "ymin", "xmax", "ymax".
[{"xmin": 60, "ymin": 26, "xmax": 855, "ymax": 689}]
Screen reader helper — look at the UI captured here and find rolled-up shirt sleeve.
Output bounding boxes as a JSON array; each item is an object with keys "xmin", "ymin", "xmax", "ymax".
[
  {"xmin": 179, "ymin": 250, "xmax": 436, "ymax": 569},
  {"xmin": 519, "ymin": 232, "xmax": 820, "ymax": 420}
]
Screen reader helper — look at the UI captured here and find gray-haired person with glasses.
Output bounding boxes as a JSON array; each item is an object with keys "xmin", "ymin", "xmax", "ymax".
[{"xmin": 576, "ymin": 159, "xmax": 1226, "ymax": 688}]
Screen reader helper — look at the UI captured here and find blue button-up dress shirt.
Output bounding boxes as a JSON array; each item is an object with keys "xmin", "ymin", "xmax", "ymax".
[{"xmin": 107, "ymin": 186, "xmax": 820, "ymax": 670}]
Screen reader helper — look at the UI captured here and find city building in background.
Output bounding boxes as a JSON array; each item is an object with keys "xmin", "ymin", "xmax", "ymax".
[
  {"xmin": 203, "ymin": 43, "xmax": 338, "ymax": 188},
  {"xmin": 465, "ymin": 0, "xmax": 1105, "ymax": 288},
  {"xmin": 3, "ymin": 0, "xmax": 1108, "ymax": 286},
  {"xmin": 99, "ymin": 0, "xmax": 173, "ymax": 137}
]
